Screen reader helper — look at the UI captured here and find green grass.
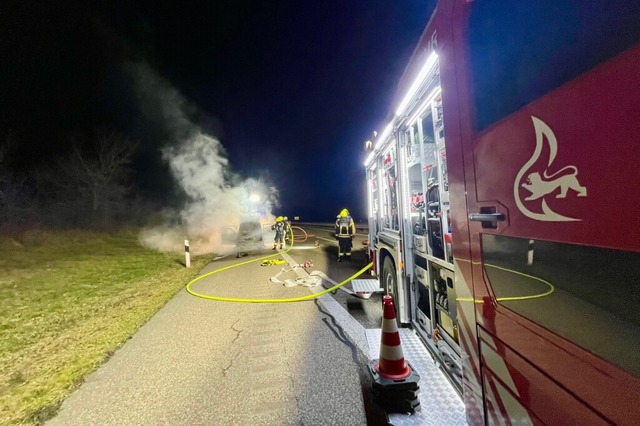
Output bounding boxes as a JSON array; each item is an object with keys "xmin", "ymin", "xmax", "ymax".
[{"xmin": 0, "ymin": 229, "xmax": 210, "ymax": 426}]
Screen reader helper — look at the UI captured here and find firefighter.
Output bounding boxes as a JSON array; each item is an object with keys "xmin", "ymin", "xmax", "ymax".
[
  {"xmin": 283, "ymin": 216, "xmax": 292, "ymax": 245},
  {"xmin": 272, "ymin": 216, "xmax": 285, "ymax": 250},
  {"xmin": 335, "ymin": 208, "xmax": 356, "ymax": 261}
]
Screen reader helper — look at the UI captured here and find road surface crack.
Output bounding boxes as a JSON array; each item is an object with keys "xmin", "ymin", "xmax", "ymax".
[
  {"xmin": 231, "ymin": 319, "xmax": 244, "ymax": 344},
  {"xmin": 222, "ymin": 350, "xmax": 241, "ymax": 377}
]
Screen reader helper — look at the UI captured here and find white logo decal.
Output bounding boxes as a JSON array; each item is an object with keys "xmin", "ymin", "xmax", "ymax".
[{"xmin": 514, "ymin": 117, "xmax": 587, "ymax": 222}]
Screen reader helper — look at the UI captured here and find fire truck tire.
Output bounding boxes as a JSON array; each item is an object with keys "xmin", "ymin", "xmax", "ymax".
[{"xmin": 382, "ymin": 256, "xmax": 400, "ymax": 325}]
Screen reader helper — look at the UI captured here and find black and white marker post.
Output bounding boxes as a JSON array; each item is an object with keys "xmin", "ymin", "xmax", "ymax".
[
  {"xmin": 185, "ymin": 239, "xmax": 191, "ymax": 268},
  {"xmin": 527, "ymin": 239, "xmax": 534, "ymax": 265}
]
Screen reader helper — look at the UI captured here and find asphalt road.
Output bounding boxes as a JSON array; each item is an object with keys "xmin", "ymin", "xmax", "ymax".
[
  {"xmin": 46, "ymin": 223, "xmax": 388, "ymax": 426},
  {"xmin": 292, "ymin": 224, "xmax": 383, "ymax": 329}
]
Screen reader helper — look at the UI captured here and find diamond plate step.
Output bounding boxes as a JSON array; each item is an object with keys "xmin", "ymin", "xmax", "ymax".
[{"xmin": 351, "ymin": 279, "xmax": 383, "ymax": 293}]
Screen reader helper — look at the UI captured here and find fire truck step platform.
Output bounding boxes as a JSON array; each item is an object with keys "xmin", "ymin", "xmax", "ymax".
[
  {"xmin": 351, "ymin": 279, "xmax": 383, "ymax": 293},
  {"xmin": 365, "ymin": 328, "xmax": 467, "ymax": 425}
]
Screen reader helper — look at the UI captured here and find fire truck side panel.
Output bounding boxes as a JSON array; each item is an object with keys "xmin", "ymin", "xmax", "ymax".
[
  {"xmin": 455, "ymin": 1, "xmax": 640, "ymax": 424},
  {"xmin": 367, "ymin": 0, "xmax": 486, "ymax": 420},
  {"xmin": 468, "ymin": 48, "xmax": 640, "ymax": 417},
  {"xmin": 479, "ymin": 329, "xmax": 610, "ymax": 425},
  {"xmin": 366, "ymin": 0, "xmax": 640, "ymax": 424}
]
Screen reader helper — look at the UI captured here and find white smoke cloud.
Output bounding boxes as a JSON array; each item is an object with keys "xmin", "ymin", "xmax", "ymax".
[{"xmin": 129, "ymin": 63, "xmax": 278, "ymax": 255}]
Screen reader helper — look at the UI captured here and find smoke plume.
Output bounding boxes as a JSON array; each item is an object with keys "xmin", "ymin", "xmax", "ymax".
[{"xmin": 128, "ymin": 63, "xmax": 278, "ymax": 255}]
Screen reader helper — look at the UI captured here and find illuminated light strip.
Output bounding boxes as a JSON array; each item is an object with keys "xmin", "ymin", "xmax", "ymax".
[
  {"xmin": 367, "ymin": 51, "xmax": 439, "ymax": 166},
  {"xmin": 364, "ymin": 151, "xmax": 375, "ymax": 167},
  {"xmin": 377, "ymin": 166, "xmax": 384, "ymax": 223},
  {"xmin": 408, "ymin": 86, "xmax": 442, "ymax": 126},
  {"xmin": 373, "ymin": 121, "xmax": 394, "ymax": 150},
  {"xmin": 395, "ymin": 51, "xmax": 439, "ymax": 116},
  {"xmin": 367, "ymin": 178, "xmax": 374, "ymax": 218}
]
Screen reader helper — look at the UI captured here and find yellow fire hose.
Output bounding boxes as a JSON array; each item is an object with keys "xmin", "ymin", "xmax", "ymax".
[{"xmin": 186, "ymin": 226, "xmax": 373, "ymax": 303}]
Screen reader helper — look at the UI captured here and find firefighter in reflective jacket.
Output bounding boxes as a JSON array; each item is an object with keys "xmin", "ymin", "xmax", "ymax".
[
  {"xmin": 283, "ymin": 216, "xmax": 292, "ymax": 245},
  {"xmin": 335, "ymin": 208, "xmax": 356, "ymax": 261},
  {"xmin": 272, "ymin": 216, "xmax": 285, "ymax": 250}
]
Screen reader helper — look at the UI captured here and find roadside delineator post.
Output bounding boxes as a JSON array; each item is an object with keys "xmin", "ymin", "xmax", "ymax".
[
  {"xmin": 527, "ymin": 239, "xmax": 535, "ymax": 265},
  {"xmin": 185, "ymin": 240, "xmax": 191, "ymax": 268},
  {"xmin": 367, "ymin": 295, "xmax": 421, "ymax": 414}
]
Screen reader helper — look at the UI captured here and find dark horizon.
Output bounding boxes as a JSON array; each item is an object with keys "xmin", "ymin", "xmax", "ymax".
[{"xmin": 0, "ymin": 0, "xmax": 436, "ymax": 226}]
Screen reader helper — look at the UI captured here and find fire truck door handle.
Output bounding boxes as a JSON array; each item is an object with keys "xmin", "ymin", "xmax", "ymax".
[{"xmin": 469, "ymin": 212, "xmax": 505, "ymax": 229}]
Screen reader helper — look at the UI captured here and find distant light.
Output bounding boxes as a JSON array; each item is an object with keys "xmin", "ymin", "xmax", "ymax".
[
  {"xmin": 249, "ymin": 193, "xmax": 261, "ymax": 203},
  {"xmin": 395, "ymin": 51, "xmax": 439, "ymax": 117}
]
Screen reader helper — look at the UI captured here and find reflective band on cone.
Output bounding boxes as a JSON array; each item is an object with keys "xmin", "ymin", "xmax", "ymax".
[{"xmin": 376, "ymin": 295, "xmax": 411, "ymax": 379}]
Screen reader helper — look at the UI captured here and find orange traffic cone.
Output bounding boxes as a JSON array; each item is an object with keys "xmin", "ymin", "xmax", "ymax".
[
  {"xmin": 367, "ymin": 295, "xmax": 421, "ymax": 414},
  {"xmin": 376, "ymin": 295, "xmax": 411, "ymax": 379}
]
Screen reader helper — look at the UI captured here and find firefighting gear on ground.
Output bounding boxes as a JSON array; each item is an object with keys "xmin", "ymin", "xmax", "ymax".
[
  {"xmin": 267, "ymin": 264, "xmax": 375, "ymax": 300},
  {"xmin": 186, "ymin": 224, "xmax": 373, "ymax": 303},
  {"xmin": 269, "ymin": 264, "xmax": 323, "ymax": 288},
  {"xmin": 335, "ymin": 208, "xmax": 356, "ymax": 262},
  {"xmin": 260, "ymin": 259, "xmax": 287, "ymax": 266},
  {"xmin": 367, "ymin": 295, "xmax": 421, "ymax": 414},
  {"xmin": 239, "ymin": 220, "xmax": 375, "ymax": 298},
  {"xmin": 186, "ymin": 257, "xmax": 372, "ymax": 303},
  {"xmin": 260, "ymin": 259, "xmax": 312, "ymax": 268}
]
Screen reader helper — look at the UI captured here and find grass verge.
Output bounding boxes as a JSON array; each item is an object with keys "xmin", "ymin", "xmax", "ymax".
[{"xmin": 0, "ymin": 229, "xmax": 210, "ymax": 426}]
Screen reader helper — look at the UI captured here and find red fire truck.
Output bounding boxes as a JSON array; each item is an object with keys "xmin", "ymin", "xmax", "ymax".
[{"xmin": 364, "ymin": 1, "xmax": 640, "ymax": 423}]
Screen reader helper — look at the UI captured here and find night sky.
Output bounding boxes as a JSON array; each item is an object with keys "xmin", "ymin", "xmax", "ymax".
[{"xmin": 0, "ymin": 1, "xmax": 435, "ymax": 223}]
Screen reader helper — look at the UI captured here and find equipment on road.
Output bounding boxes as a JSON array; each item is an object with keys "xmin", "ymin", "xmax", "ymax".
[
  {"xmin": 367, "ymin": 295, "xmax": 420, "ymax": 414},
  {"xmin": 269, "ymin": 267, "xmax": 322, "ymax": 288},
  {"xmin": 261, "ymin": 259, "xmax": 287, "ymax": 266},
  {"xmin": 314, "ymin": 271, "xmax": 376, "ymax": 300},
  {"xmin": 186, "ymin": 222, "xmax": 373, "ymax": 303}
]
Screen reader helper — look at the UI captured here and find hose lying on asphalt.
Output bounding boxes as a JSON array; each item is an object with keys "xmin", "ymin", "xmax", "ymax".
[
  {"xmin": 186, "ymin": 226, "xmax": 372, "ymax": 303},
  {"xmin": 290, "ymin": 226, "xmax": 311, "ymax": 242}
]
